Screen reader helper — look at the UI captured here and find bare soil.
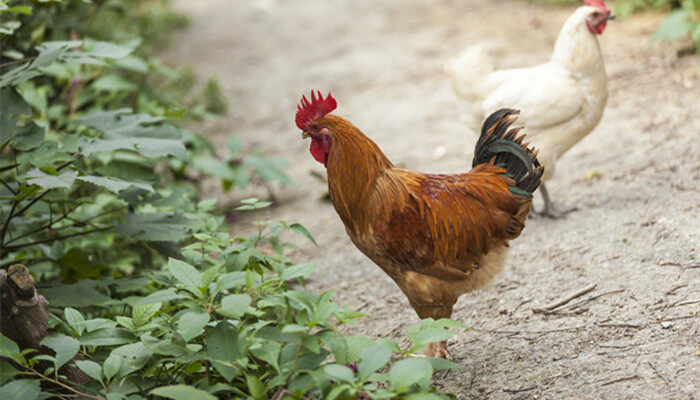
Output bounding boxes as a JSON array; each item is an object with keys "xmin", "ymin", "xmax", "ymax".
[{"xmin": 164, "ymin": 0, "xmax": 699, "ymax": 398}]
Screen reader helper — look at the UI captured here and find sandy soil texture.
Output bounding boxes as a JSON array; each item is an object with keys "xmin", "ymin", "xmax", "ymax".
[{"xmin": 163, "ymin": 0, "xmax": 699, "ymax": 398}]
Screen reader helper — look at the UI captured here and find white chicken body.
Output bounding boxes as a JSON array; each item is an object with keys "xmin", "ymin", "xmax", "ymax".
[{"xmin": 447, "ymin": 6, "xmax": 609, "ymax": 181}]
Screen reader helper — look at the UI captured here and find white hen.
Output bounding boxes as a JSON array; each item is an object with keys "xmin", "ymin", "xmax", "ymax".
[{"xmin": 446, "ymin": 0, "xmax": 613, "ymax": 217}]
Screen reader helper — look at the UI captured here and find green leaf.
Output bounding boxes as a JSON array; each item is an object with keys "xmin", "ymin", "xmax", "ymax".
[
  {"xmin": 323, "ymin": 364, "xmax": 355, "ymax": 383},
  {"xmin": 137, "ymin": 288, "xmax": 188, "ymax": 304},
  {"xmin": 75, "ymin": 360, "xmax": 103, "ymax": 382},
  {"xmin": 166, "ymin": 258, "xmax": 202, "ymax": 295},
  {"xmin": 91, "ymin": 74, "xmax": 137, "ymax": 92},
  {"xmin": 245, "ymin": 374, "xmax": 266, "ymax": 400},
  {"xmin": 76, "ymin": 175, "xmax": 153, "ymax": 194},
  {"xmin": 0, "ymin": 360, "xmax": 20, "ymax": 385},
  {"xmin": 0, "ymin": 379, "xmax": 40, "ymax": 400},
  {"xmin": 289, "ymin": 223, "xmax": 318, "ymax": 246},
  {"xmin": 217, "ymin": 294, "xmax": 252, "ymax": 318},
  {"xmin": 192, "ymin": 155, "xmax": 249, "ymax": 189},
  {"xmin": 243, "ymin": 153, "xmax": 291, "ymax": 184},
  {"xmin": 80, "ymin": 137, "xmax": 187, "ymax": 159},
  {"xmin": 150, "ymin": 385, "xmax": 216, "ymax": 400},
  {"xmin": 227, "ymin": 136, "xmax": 242, "ymax": 155},
  {"xmin": 176, "ymin": 312, "xmax": 210, "ymax": 341},
  {"xmin": 206, "ymin": 323, "xmax": 241, "ymax": 381},
  {"xmin": 652, "ymin": 10, "xmax": 692, "ymax": 43},
  {"xmin": 42, "ymin": 281, "xmax": 116, "ymax": 308},
  {"xmin": 405, "ymin": 393, "xmax": 444, "ymax": 400},
  {"xmin": 389, "ymin": 358, "xmax": 433, "ymax": 391},
  {"xmin": 280, "ymin": 264, "xmax": 316, "ymax": 281},
  {"xmin": 250, "ymin": 341, "xmax": 281, "ymax": 373},
  {"xmin": 110, "ymin": 342, "xmax": 152, "ymax": 378},
  {"xmin": 102, "ymin": 353, "xmax": 122, "ymax": 380},
  {"xmin": 409, "ymin": 328, "xmax": 455, "ymax": 348},
  {"xmin": 358, "ymin": 342, "xmax": 392, "ymax": 379},
  {"xmin": 25, "ymin": 169, "xmax": 78, "ymax": 190},
  {"xmin": 63, "ymin": 308, "xmax": 85, "ymax": 334},
  {"xmin": 132, "ymin": 302, "xmax": 161, "ymax": 327},
  {"xmin": 40, "ymin": 334, "xmax": 79, "ymax": 369},
  {"xmin": 79, "ymin": 328, "xmax": 135, "ymax": 346},
  {"xmin": 0, "ymin": 333, "xmax": 22, "ymax": 363},
  {"xmin": 115, "ymin": 212, "xmax": 190, "ymax": 242}
]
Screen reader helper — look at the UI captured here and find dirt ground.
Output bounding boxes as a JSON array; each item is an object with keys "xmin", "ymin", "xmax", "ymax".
[{"xmin": 163, "ymin": 0, "xmax": 699, "ymax": 398}]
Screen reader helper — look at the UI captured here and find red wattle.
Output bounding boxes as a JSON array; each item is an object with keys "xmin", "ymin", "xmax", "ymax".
[{"xmin": 310, "ymin": 139, "xmax": 327, "ymax": 166}]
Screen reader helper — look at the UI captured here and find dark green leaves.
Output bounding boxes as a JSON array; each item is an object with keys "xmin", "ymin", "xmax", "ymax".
[
  {"xmin": 150, "ymin": 385, "xmax": 217, "ymax": 400},
  {"xmin": 115, "ymin": 212, "xmax": 190, "ymax": 242},
  {"xmin": 40, "ymin": 334, "xmax": 79, "ymax": 369},
  {"xmin": 206, "ymin": 323, "xmax": 242, "ymax": 381}
]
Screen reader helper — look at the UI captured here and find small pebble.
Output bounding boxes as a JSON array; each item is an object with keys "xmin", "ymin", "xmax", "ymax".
[{"xmin": 661, "ymin": 321, "xmax": 674, "ymax": 329}]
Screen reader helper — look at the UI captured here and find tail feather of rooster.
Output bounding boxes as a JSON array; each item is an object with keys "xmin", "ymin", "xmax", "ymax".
[{"xmin": 472, "ymin": 108, "xmax": 543, "ymax": 198}]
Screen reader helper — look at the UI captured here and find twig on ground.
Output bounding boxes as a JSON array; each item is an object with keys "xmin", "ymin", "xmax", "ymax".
[
  {"xmin": 473, "ymin": 325, "xmax": 585, "ymax": 335},
  {"xmin": 560, "ymin": 289, "xmax": 625, "ymax": 311},
  {"xmin": 532, "ymin": 283, "xmax": 596, "ymax": 313},
  {"xmin": 503, "ymin": 385, "xmax": 536, "ymax": 393},
  {"xmin": 665, "ymin": 285, "xmax": 687, "ymax": 295},
  {"xmin": 510, "ymin": 298, "xmax": 532, "ymax": 314},
  {"xmin": 600, "ymin": 374, "xmax": 640, "ymax": 386},
  {"xmin": 646, "ymin": 361, "xmax": 670, "ymax": 388},
  {"xmin": 597, "ymin": 322, "xmax": 644, "ymax": 329}
]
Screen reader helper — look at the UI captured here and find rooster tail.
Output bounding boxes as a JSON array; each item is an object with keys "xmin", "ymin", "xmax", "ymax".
[{"xmin": 472, "ymin": 109, "xmax": 543, "ymax": 198}]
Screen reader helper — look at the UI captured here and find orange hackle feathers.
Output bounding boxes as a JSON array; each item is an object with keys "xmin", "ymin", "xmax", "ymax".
[{"xmin": 295, "ymin": 91, "xmax": 337, "ymax": 131}]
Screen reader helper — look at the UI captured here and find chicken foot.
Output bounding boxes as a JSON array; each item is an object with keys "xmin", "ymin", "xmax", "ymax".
[
  {"xmin": 534, "ymin": 183, "xmax": 578, "ymax": 218},
  {"xmin": 425, "ymin": 341, "xmax": 453, "ymax": 361}
]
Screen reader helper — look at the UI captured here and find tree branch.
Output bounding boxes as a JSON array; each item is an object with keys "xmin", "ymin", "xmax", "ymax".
[
  {"xmin": 2, "ymin": 226, "xmax": 114, "ymax": 252},
  {"xmin": 0, "ymin": 177, "xmax": 17, "ymax": 195}
]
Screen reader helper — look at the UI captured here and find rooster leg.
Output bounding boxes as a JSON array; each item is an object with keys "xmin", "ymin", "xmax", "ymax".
[
  {"xmin": 414, "ymin": 304, "xmax": 455, "ymax": 360},
  {"xmin": 535, "ymin": 183, "xmax": 578, "ymax": 218}
]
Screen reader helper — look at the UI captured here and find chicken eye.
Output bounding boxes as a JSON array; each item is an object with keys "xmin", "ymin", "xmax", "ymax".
[{"xmin": 592, "ymin": 11, "xmax": 601, "ymax": 17}]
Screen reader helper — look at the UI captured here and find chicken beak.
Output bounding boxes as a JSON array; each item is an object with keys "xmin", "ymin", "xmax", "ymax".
[
  {"xmin": 606, "ymin": 13, "xmax": 615, "ymax": 20},
  {"xmin": 302, "ymin": 131, "xmax": 310, "ymax": 139}
]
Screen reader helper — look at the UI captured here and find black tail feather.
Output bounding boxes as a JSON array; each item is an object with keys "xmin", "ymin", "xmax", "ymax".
[{"xmin": 472, "ymin": 108, "xmax": 543, "ymax": 197}]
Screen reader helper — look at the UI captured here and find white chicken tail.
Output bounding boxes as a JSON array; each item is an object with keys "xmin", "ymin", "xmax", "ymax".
[{"xmin": 445, "ymin": 45, "xmax": 494, "ymax": 133}]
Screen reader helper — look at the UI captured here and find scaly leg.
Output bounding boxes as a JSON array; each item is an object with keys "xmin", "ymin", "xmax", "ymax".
[
  {"xmin": 413, "ymin": 303, "xmax": 455, "ymax": 360},
  {"xmin": 534, "ymin": 183, "xmax": 578, "ymax": 218}
]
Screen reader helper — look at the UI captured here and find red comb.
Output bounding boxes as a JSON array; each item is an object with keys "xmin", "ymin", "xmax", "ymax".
[
  {"xmin": 583, "ymin": 0, "xmax": 608, "ymax": 10},
  {"xmin": 295, "ymin": 91, "xmax": 337, "ymax": 130}
]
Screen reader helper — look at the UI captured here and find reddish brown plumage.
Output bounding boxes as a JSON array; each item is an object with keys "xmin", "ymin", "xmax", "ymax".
[{"xmin": 300, "ymin": 107, "xmax": 542, "ymax": 358}]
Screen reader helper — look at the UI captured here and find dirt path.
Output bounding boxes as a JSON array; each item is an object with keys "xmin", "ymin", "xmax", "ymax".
[{"xmin": 164, "ymin": 0, "xmax": 699, "ymax": 398}]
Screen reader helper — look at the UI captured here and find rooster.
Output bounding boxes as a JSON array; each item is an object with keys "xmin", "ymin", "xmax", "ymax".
[
  {"xmin": 295, "ymin": 91, "xmax": 543, "ymax": 359},
  {"xmin": 445, "ymin": 0, "xmax": 613, "ymax": 217}
]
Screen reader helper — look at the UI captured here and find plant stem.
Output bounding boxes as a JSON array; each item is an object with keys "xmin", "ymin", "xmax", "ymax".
[
  {"xmin": 0, "ymin": 177, "xmax": 17, "ymax": 195},
  {"xmin": 2, "ymin": 226, "xmax": 114, "ymax": 251},
  {"xmin": 0, "ymin": 200, "xmax": 18, "ymax": 246},
  {"xmin": 26, "ymin": 365, "xmax": 106, "ymax": 400}
]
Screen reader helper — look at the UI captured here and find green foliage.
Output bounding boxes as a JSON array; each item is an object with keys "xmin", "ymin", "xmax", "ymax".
[
  {"xmin": 200, "ymin": 76, "xmax": 228, "ymax": 115},
  {"xmin": 650, "ymin": 1, "xmax": 700, "ymax": 51},
  {"xmin": 0, "ymin": 224, "xmax": 463, "ymax": 399}
]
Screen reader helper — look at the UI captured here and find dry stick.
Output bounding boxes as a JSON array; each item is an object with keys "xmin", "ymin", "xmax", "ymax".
[
  {"xmin": 531, "ymin": 283, "xmax": 596, "ymax": 313},
  {"xmin": 646, "ymin": 361, "xmax": 670, "ymax": 388},
  {"xmin": 597, "ymin": 322, "xmax": 644, "ymax": 328},
  {"xmin": 666, "ymin": 284, "xmax": 687, "ymax": 295},
  {"xmin": 559, "ymin": 289, "xmax": 625, "ymax": 312},
  {"xmin": 473, "ymin": 325, "xmax": 585, "ymax": 335},
  {"xmin": 601, "ymin": 375, "xmax": 640, "ymax": 386},
  {"xmin": 503, "ymin": 385, "xmax": 536, "ymax": 393}
]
